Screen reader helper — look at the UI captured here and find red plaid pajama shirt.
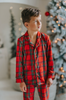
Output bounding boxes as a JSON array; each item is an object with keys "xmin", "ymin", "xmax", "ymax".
[{"xmin": 16, "ymin": 31, "xmax": 54, "ymax": 100}]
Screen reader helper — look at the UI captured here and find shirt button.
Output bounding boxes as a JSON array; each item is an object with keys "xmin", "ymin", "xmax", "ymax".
[{"xmin": 37, "ymin": 66, "xmax": 39, "ymax": 68}]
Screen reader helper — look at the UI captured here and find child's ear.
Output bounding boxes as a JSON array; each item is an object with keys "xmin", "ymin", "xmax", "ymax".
[{"xmin": 24, "ymin": 22, "xmax": 28, "ymax": 28}]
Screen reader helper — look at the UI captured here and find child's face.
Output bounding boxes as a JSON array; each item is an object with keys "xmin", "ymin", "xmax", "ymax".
[{"xmin": 24, "ymin": 14, "xmax": 42, "ymax": 32}]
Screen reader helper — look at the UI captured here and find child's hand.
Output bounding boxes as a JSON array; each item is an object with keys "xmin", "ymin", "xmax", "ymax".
[
  {"xmin": 46, "ymin": 78, "xmax": 53, "ymax": 87},
  {"xmin": 20, "ymin": 82, "xmax": 27, "ymax": 92}
]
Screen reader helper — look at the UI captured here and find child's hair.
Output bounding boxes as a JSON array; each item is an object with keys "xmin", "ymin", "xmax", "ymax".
[{"xmin": 21, "ymin": 7, "xmax": 41, "ymax": 24}]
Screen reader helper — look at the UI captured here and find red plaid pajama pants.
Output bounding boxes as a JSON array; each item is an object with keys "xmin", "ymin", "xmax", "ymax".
[{"xmin": 23, "ymin": 83, "xmax": 49, "ymax": 100}]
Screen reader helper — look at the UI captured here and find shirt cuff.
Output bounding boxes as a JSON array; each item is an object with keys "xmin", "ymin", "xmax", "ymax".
[
  {"xmin": 47, "ymin": 75, "xmax": 52, "ymax": 79},
  {"xmin": 47, "ymin": 74, "xmax": 55, "ymax": 80},
  {"xmin": 16, "ymin": 78, "xmax": 24, "ymax": 83}
]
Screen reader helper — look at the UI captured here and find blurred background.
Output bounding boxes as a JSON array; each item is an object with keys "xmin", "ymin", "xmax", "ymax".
[{"xmin": 0, "ymin": 0, "xmax": 66, "ymax": 100}]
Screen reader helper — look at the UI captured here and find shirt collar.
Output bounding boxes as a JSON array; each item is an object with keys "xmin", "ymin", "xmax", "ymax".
[
  {"xmin": 24, "ymin": 31, "xmax": 41, "ymax": 40},
  {"xmin": 24, "ymin": 31, "xmax": 41, "ymax": 47}
]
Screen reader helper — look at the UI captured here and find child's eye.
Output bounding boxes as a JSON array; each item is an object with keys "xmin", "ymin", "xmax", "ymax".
[
  {"xmin": 35, "ymin": 20, "xmax": 41, "ymax": 22},
  {"xmin": 39, "ymin": 20, "xmax": 41, "ymax": 22},
  {"xmin": 35, "ymin": 20, "xmax": 37, "ymax": 22}
]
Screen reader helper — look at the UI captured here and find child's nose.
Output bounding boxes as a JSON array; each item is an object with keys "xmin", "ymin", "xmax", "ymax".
[{"xmin": 38, "ymin": 21, "xmax": 41, "ymax": 25}]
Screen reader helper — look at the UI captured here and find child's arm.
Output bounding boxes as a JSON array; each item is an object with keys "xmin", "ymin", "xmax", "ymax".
[
  {"xmin": 46, "ymin": 36, "xmax": 55, "ymax": 87},
  {"xmin": 46, "ymin": 36, "xmax": 55, "ymax": 80},
  {"xmin": 16, "ymin": 38, "xmax": 24, "ymax": 83},
  {"xmin": 16, "ymin": 38, "xmax": 27, "ymax": 92}
]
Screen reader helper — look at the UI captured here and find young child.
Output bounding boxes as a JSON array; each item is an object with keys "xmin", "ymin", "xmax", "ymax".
[{"xmin": 16, "ymin": 7, "xmax": 55, "ymax": 100}]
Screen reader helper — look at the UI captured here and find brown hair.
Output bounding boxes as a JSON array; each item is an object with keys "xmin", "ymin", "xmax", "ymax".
[{"xmin": 21, "ymin": 7, "xmax": 41, "ymax": 24}]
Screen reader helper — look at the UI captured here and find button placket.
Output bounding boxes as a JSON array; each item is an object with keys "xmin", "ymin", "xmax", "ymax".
[
  {"xmin": 34, "ymin": 49, "xmax": 37, "ymax": 73},
  {"xmin": 34, "ymin": 48, "xmax": 40, "ymax": 79}
]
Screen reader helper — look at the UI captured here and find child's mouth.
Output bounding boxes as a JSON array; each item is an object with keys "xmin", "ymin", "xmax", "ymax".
[{"xmin": 38, "ymin": 26, "xmax": 40, "ymax": 28}]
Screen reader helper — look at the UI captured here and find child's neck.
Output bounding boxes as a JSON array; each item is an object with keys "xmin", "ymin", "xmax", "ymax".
[
  {"xmin": 28, "ymin": 30, "xmax": 38, "ymax": 39},
  {"xmin": 27, "ymin": 30, "xmax": 38, "ymax": 45}
]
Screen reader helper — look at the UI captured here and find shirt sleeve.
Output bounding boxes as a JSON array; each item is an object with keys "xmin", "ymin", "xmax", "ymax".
[
  {"xmin": 16, "ymin": 38, "xmax": 24, "ymax": 83},
  {"xmin": 46, "ymin": 36, "xmax": 55, "ymax": 80}
]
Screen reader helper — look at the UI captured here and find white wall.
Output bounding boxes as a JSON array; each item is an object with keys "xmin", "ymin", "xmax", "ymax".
[
  {"xmin": 0, "ymin": 0, "xmax": 42, "ymax": 7},
  {"xmin": 0, "ymin": 0, "xmax": 51, "ymax": 33},
  {"xmin": 0, "ymin": 3, "xmax": 35, "ymax": 78},
  {"xmin": 0, "ymin": 0, "xmax": 48, "ymax": 53},
  {"xmin": 0, "ymin": 1, "xmax": 50, "ymax": 77},
  {"xmin": 0, "ymin": 3, "xmax": 35, "ymax": 54}
]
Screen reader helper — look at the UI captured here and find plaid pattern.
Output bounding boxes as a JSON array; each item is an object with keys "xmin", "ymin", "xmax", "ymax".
[
  {"xmin": 23, "ymin": 84, "xmax": 49, "ymax": 100},
  {"xmin": 16, "ymin": 31, "xmax": 54, "ymax": 85},
  {"xmin": 23, "ymin": 85, "xmax": 35, "ymax": 100},
  {"xmin": 37, "ymin": 84, "xmax": 49, "ymax": 100}
]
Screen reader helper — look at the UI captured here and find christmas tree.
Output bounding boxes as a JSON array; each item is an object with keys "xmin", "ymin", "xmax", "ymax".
[
  {"xmin": 45, "ymin": 0, "xmax": 66, "ymax": 94},
  {"xmin": 10, "ymin": 9, "xmax": 16, "ymax": 59}
]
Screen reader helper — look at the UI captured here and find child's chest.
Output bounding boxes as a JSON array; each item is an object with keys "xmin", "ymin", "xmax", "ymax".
[
  {"xmin": 23, "ymin": 40, "xmax": 47, "ymax": 71},
  {"xmin": 23, "ymin": 39, "xmax": 47, "ymax": 61},
  {"xmin": 29, "ymin": 36, "xmax": 36, "ymax": 45}
]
